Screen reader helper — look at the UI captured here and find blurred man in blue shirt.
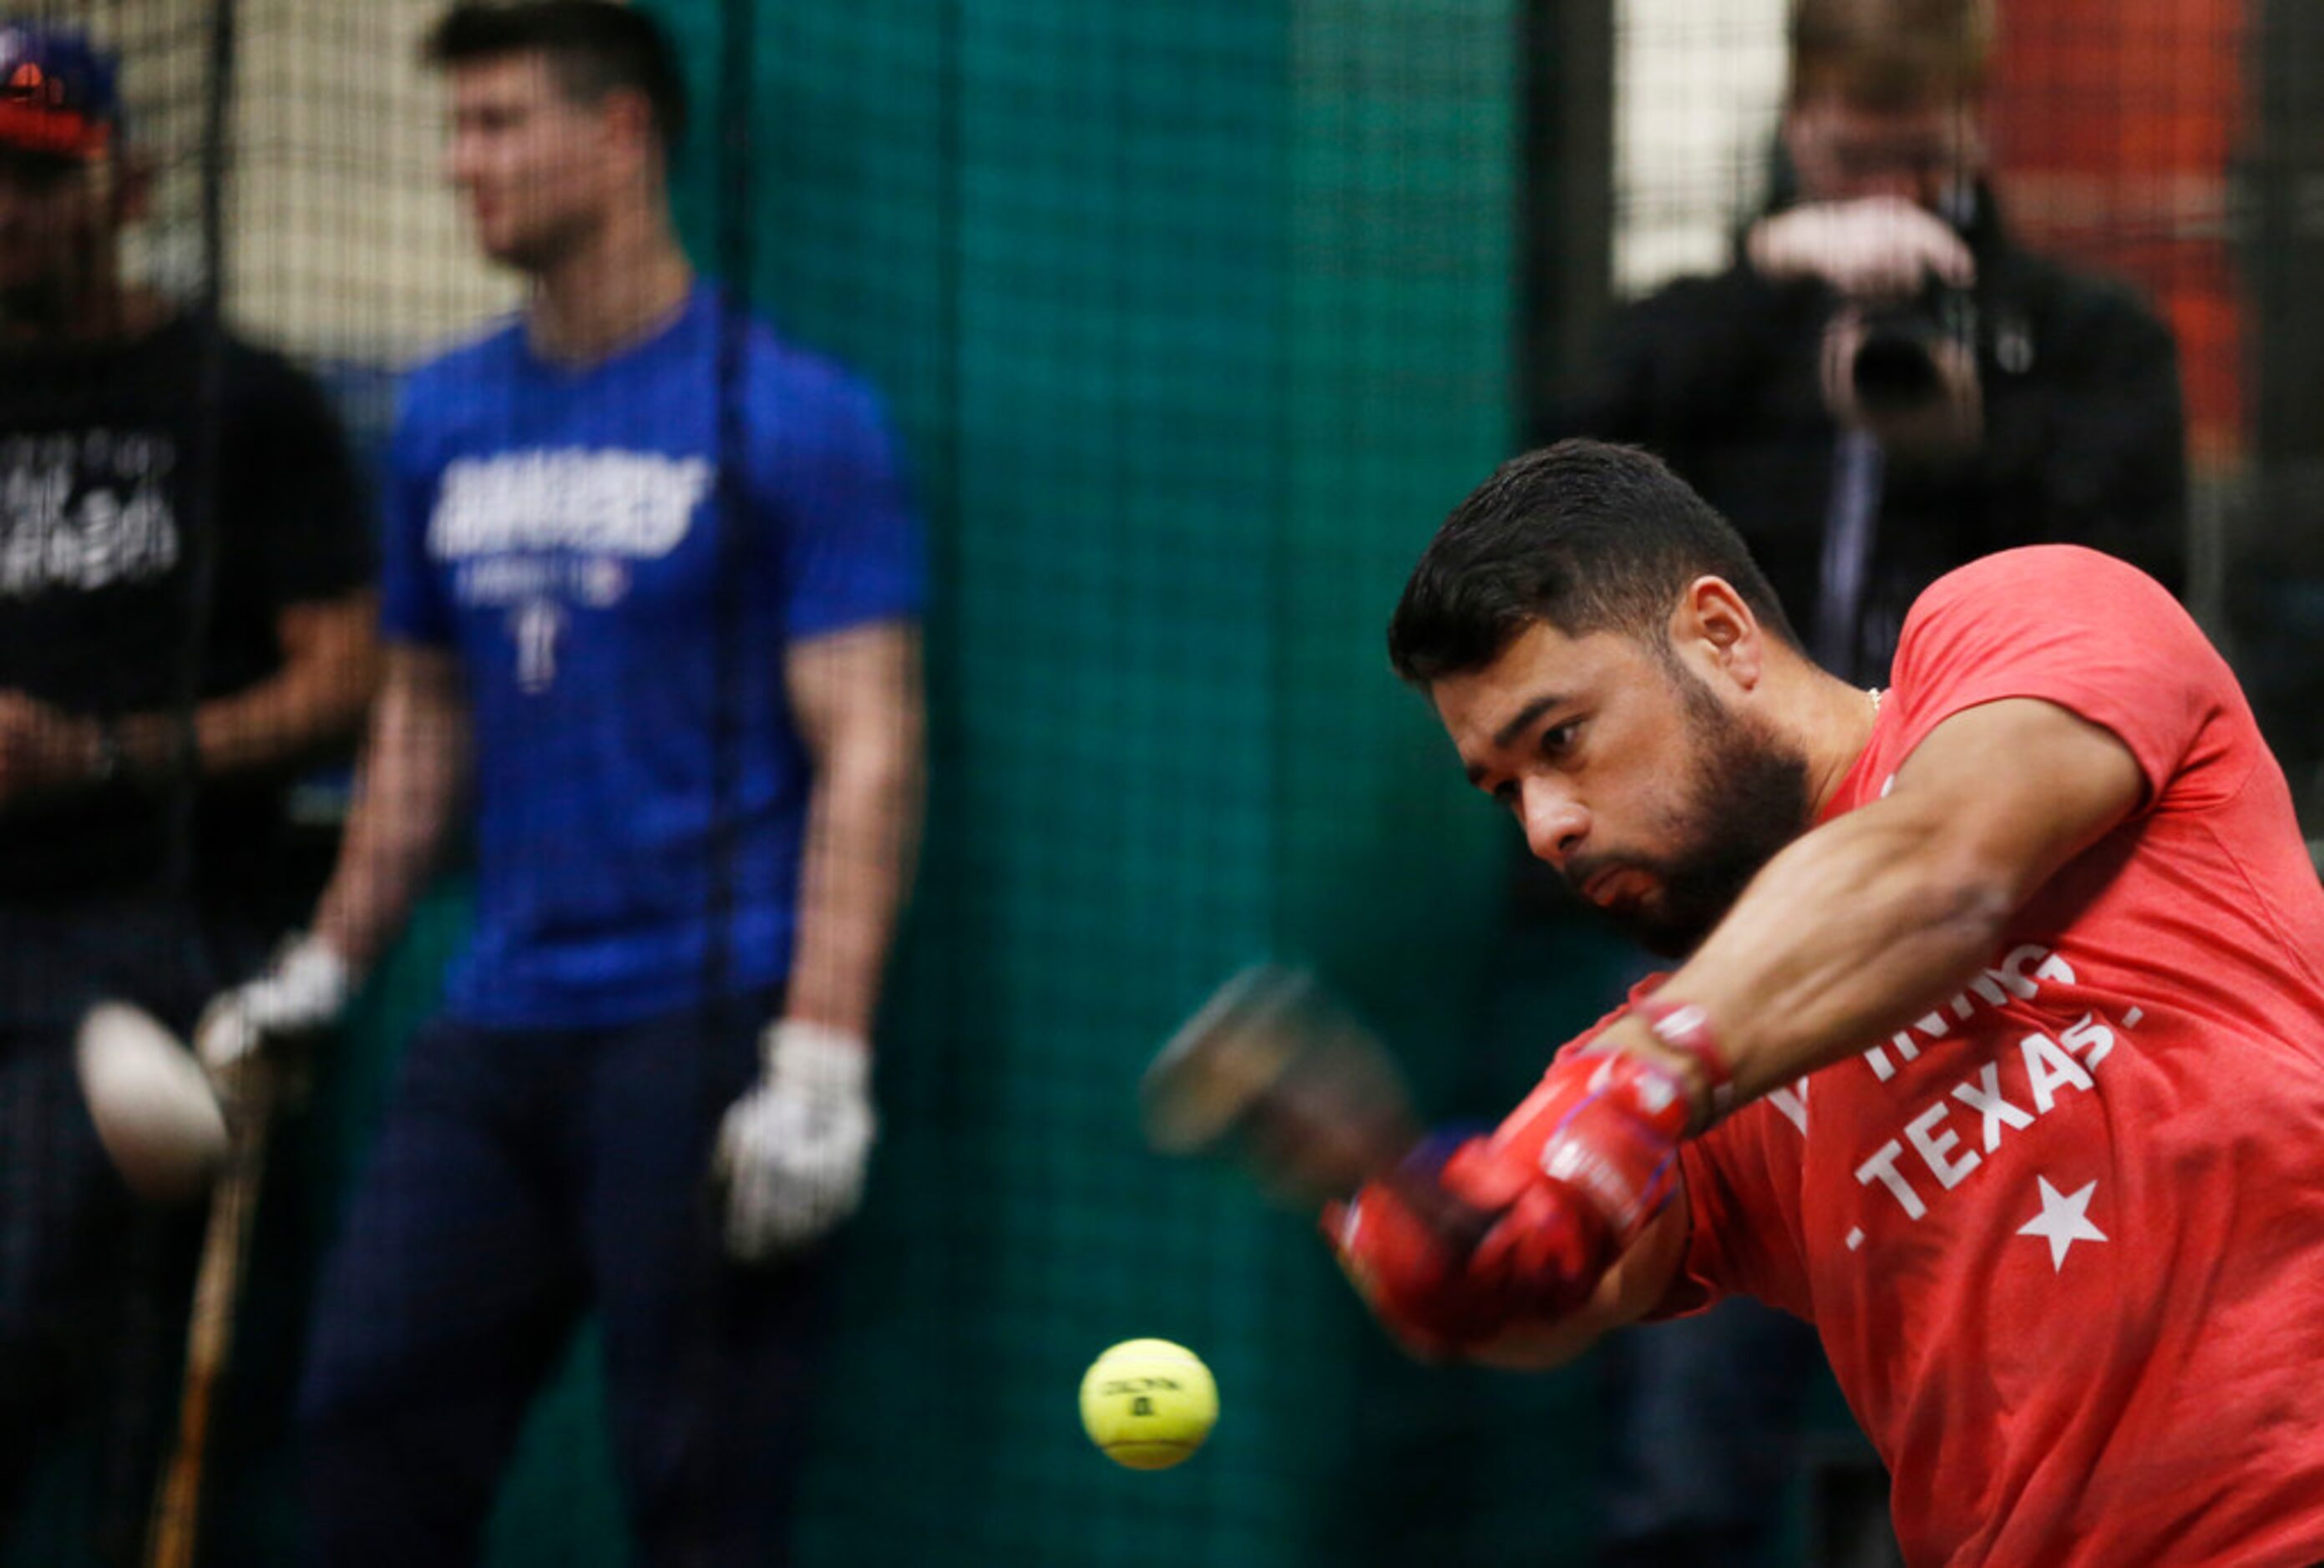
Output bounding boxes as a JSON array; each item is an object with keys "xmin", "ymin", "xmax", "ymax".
[{"xmin": 200, "ymin": 5, "xmax": 924, "ymax": 1560}]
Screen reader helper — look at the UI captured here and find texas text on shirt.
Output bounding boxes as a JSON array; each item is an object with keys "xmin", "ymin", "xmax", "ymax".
[{"xmin": 1661, "ymin": 546, "xmax": 2324, "ymax": 1567}]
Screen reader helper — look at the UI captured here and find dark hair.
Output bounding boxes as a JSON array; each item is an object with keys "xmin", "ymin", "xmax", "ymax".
[
  {"xmin": 1387, "ymin": 440, "xmax": 1799, "ymax": 685},
  {"xmin": 423, "ymin": 2, "xmax": 687, "ymax": 153},
  {"xmin": 1789, "ymin": 0, "xmax": 1992, "ymax": 109}
]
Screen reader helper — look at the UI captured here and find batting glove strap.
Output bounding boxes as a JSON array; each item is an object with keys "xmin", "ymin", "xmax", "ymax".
[
  {"xmin": 760, "ymin": 1018, "xmax": 873, "ymax": 1093},
  {"xmin": 716, "ymin": 1020, "xmax": 877, "ymax": 1262},
  {"xmin": 1634, "ymin": 994, "xmax": 1734, "ymax": 1131}
]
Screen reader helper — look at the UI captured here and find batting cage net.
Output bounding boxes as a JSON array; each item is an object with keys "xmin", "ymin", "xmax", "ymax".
[{"xmin": 0, "ymin": 1, "xmax": 2302, "ymax": 1566}]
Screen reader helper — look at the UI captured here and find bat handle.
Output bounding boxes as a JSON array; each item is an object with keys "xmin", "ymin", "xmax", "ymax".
[{"xmin": 145, "ymin": 1071, "xmax": 272, "ymax": 1568}]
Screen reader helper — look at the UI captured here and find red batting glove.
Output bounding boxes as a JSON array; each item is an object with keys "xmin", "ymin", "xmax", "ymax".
[
  {"xmin": 1451, "ymin": 1044, "xmax": 1699, "ymax": 1247},
  {"xmin": 1440, "ymin": 1137, "xmax": 1615, "ymax": 1316},
  {"xmin": 1399, "ymin": 1046, "xmax": 1701, "ymax": 1343},
  {"xmin": 1324, "ymin": 1170, "xmax": 1512, "ymax": 1358},
  {"xmin": 1326, "ymin": 1011, "xmax": 1727, "ymax": 1358},
  {"xmin": 1324, "ymin": 1136, "xmax": 1613, "ymax": 1357}
]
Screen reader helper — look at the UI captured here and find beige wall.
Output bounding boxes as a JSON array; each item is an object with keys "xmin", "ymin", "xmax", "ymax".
[
  {"xmin": 107, "ymin": 0, "xmax": 516, "ymax": 363},
  {"xmin": 42, "ymin": 0, "xmax": 1793, "ymax": 344},
  {"xmin": 229, "ymin": 0, "xmax": 518, "ymax": 361},
  {"xmin": 1613, "ymin": 0, "xmax": 1789, "ymax": 296}
]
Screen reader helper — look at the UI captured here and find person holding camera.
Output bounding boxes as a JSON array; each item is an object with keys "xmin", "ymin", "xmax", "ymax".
[
  {"xmin": 1524, "ymin": 3, "xmax": 2189, "ymax": 1562},
  {"xmin": 1550, "ymin": 0, "xmax": 2187, "ymax": 687}
]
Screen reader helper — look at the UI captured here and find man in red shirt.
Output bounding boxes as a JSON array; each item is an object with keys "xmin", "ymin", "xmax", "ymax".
[{"xmin": 1341, "ymin": 439, "xmax": 2324, "ymax": 1565}]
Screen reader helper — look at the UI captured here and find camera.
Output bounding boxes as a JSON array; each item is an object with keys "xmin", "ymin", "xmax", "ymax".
[{"xmin": 1850, "ymin": 277, "xmax": 1978, "ymax": 418}]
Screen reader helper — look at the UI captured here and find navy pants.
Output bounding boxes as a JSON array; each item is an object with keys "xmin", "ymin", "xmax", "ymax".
[
  {"xmin": 298, "ymin": 993, "xmax": 833, "ymax": 1567},
  {"xmin": 0, "ymin": 896, "xmax": 225, "ymax": 1565}
]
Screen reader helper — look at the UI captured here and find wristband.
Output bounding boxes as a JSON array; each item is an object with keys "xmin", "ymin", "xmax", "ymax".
[
  {"xmin": 1634, "ymin": 995, "xmax": 1734, "ymax": 1131},
  {"xmin": 764, "ymin": 1019, "xmax": 872, "ymax": 1094}
]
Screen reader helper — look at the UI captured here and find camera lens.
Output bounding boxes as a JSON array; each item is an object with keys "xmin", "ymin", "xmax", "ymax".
[{"xmin": 1851, "ymin": 319, "xmax": 1947, "ymax": 417}]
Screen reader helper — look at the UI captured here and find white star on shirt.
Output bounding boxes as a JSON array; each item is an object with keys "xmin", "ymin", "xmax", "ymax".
[{"xmin": 2018, "ymin": 1176, "xmax": 2107, "ymax": 1272}]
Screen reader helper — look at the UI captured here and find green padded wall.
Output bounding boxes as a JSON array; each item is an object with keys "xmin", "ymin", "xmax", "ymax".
[
  {"xmin": 492, "ymin": 1, "xmax": 1551, "ymax": 1562},
  {"xmin": 210, "ymin": 5, "xmax": 1648, "ymax": 1565}
]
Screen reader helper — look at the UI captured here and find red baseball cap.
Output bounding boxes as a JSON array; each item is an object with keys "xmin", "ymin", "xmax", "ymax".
[{"xmin": 0, "ymin": 24, "xmax": 119, "ymax": 161}]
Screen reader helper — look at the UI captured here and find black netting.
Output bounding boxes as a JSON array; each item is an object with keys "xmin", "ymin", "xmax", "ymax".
[{"xmin": 0, "ymin": 3, "xmax": 2303, "ymax": 1566}]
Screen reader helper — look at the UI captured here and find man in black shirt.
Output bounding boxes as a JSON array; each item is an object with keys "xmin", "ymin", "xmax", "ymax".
[{"xmin": 0, "ymin": 24, "xmax": 377, "ymax": 1556}]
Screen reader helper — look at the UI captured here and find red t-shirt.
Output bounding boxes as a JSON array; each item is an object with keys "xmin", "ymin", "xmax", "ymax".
[{"xmin": 1665, "ymin": 546, "xmax": 2324, "ymax": 1566}]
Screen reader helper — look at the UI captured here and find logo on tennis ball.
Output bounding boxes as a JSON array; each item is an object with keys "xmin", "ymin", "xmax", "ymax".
[{"xmin": 1079, "ymin": 1338, "xmax": 1218, "ymax": 1470}]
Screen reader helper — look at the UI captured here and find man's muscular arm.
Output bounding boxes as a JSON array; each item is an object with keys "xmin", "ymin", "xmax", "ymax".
[
  {"xmin": 314, "ymin": 644, "xmax": 473, "ymax": 974},
  {"xmin": 711, "ymin": 620, "xmax": 921, "ymax": 1262},
  {"xmin": 779, "ymin": 620, "xmax": 924, "ymax": 1040},
  {"xmin": 195, "ymin": 644, "xmax": 469, "ymax": 1074},
  {"xmin": 1624, "ymin": 695, "xmax": 2146, "ymax": 1108},
  {"xmin": 0, "ymin": 594, "xmax": 382, "ymax": 804}
]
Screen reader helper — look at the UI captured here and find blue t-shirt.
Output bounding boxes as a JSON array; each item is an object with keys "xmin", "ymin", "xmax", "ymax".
[{"xmin": 380, "ymin": 286, "xmax": 921, "ymax": 1028}]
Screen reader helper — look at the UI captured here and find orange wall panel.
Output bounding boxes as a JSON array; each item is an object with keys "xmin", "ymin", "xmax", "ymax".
[{"xmin": 1987, "ymin": 0, "xmax": 2246, "ymax": 458}]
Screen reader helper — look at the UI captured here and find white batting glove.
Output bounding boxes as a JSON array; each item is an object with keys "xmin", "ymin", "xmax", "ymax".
[
  {"xmin": 1746, "ymin": 195, "xmax": 1976, "ymax": 301},
  {"xmin": 715, "ymin": 1019, "xmax": 877, "ymax": 1262},
  {"xmin": 195, "ymin": 934, "xmax": 352, "ymax": 1075}
]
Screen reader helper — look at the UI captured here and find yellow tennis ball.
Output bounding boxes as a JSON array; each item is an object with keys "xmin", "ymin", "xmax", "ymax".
[{"xmin": 1079, "ymin": 1338, "xmax": 1218, "ymax": 1471}]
